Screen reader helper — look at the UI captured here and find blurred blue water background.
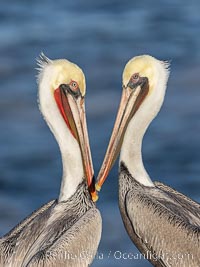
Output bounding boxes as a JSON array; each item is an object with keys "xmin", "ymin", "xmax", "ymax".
[{"xmin": 0, "ymin": 1, "xmax": 200, "ymax": 266}]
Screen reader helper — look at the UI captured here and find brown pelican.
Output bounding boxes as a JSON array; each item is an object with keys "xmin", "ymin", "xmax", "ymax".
[
  {"xmin": 96, "ymin": 55, "xmax": 200, "ymax": 266},
  {"xmin": 0, "ymin": 54, "xmax": 101, "ymax": 267}
]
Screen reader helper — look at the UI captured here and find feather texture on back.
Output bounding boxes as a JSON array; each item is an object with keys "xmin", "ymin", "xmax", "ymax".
[{"xmin": 119, "ymin": 162, "xmax": 200, "ymax": 267}]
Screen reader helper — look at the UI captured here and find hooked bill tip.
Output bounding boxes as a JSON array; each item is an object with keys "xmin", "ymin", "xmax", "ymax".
[
  {"xmin": 95, "ymin": 183, "xmax": 101, "ymax": 192},
  {"xmin": 91, "ymin": 191, "xmax": 99, "ymax": 202}
]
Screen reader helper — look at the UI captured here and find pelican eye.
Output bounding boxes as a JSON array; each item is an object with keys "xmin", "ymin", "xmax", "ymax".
[
  {"xmin": 127, "ymin": 73, "xmax": 141, "ymax": 90},
  {"xmin": 131, "ymin": 73, "xmax": 140, "ymax": 83},
  {"xmin": 60, "ymin": 82, "xmax": 81, "ymax": 99},
  {"xmin": 69, "ymin": 80, "xmax": 79, "ymax": 91}
]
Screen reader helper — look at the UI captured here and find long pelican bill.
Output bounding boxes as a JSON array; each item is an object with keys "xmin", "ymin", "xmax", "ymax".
[
  {"xmin": 96, "ymin": 77, "xmax": 149, "ymax": 191},
  {"xmin": 54, "ymin": 86, "xmax": 98, "ymax": 201}
]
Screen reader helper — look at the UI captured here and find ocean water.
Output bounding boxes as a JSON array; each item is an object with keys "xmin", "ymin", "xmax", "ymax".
[{"xmin": 0, "ymin": 1, "xmax": 200, "ymax": 266}]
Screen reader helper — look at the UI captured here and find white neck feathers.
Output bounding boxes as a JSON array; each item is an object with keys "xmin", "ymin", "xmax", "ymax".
[
  {"xmin": 38, "ymin": 61, "xmax": 84, "ymax": 202},
  {"xmin": 120, "ymin": 58, "xmax": 169, "ymax": 187}
]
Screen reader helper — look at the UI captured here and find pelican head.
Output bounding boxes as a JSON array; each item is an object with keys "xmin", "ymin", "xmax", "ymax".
[
  {"xmin": 96, "ymin": 55, "xmax": 170, "ymax": 190},
  {"xmin": 37, "ymin": 54, "xmax": 97, "ymax": 201}
]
